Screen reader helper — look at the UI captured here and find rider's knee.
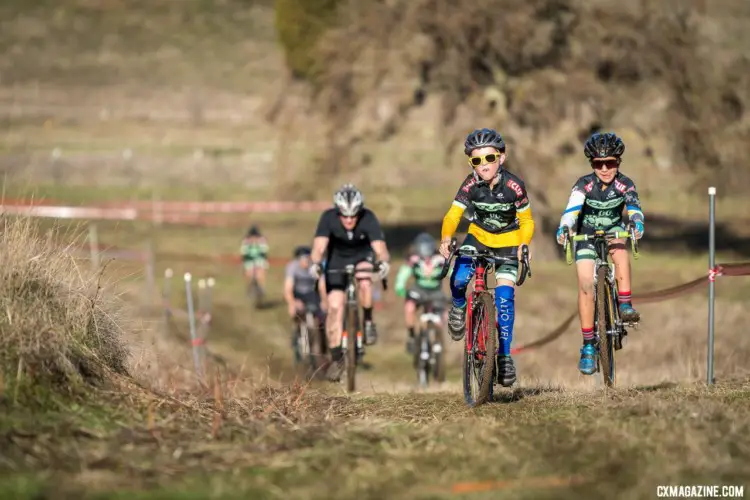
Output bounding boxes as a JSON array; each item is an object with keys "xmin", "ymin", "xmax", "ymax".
[
  {"xmin": 608, "ymin": 243, "xmax": 627, "ymax": 257},
  {"xmin": 578, "ymin": 281, "xmax": 594, "ymax": 296},
  {"xmin": 404, "ymin": 300, "xmax": 417, "ymax": 312},
  {"xmin": 357, "ymin": 278, "xmax": 372, "ymax": 293}
]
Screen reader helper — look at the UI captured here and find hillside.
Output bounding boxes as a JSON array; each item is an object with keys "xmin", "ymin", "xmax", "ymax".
[{"xmin": 1, "ymin": 0, "xmax": 749, "ymax": 223}]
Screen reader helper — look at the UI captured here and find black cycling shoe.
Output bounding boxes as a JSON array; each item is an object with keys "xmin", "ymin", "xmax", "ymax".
[
  {"xmin": 326, "ymin": 359, "xmax": 345, "ymax": 382},
  {"xmin": 364, "ymin": 321, "xmax": 378, "ymax": 345}
]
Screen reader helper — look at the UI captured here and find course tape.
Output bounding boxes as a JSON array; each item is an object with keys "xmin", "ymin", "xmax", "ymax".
[
  {"xmin": 510, "ymin": 263, "xmax": 750, "ymax": 354},
  {"xmin": 1, "ymin": 200, "xmax": 329, "ymax": 221}
]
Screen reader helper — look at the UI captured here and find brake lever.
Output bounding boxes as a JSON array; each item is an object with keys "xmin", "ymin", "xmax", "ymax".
[{"xmin": 522, "ymin": 245, "xmax": 532, "ymax": 277}]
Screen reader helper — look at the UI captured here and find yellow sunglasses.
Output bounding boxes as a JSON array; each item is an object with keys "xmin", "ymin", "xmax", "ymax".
[{"xmin": 468, "ymin": 153, "xmax": 502, "ymax": 167}]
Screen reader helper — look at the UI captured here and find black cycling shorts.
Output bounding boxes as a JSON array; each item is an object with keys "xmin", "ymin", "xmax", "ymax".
[
  {"xmin": 324, "ymin": 250, "xmax": 374, "ymax": 293},
  {"xmin": 293, "ymin": 290, "xmax": 321, "ymax": 310}
]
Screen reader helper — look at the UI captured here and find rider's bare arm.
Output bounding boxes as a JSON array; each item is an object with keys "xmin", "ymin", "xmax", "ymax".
[
  {"xmin": 283, "ymin": 275, "xmax": 295, "ymax": 306},
  {"xmin": 311, "ymin": 236, "xmax": 329, "ymax": 265},
  {"xmin": 358, "ymin": 209, "xmax": 389, "ymax": 262},
  {"xmin": 371, "ymin": 240, "xmax": 390, "ymax": 263}
]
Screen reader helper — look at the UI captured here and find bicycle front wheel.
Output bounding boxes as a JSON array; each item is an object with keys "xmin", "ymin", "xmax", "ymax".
[
  {"xmin": 596, "ymin": 266, "xmax": 615, "ymax": 387},
  {"xmin": 463, "ymin": 292, "xmax": 497, "ymax": 407},
  {"xmin": 431, "ymin": 323, "xmax": 446, "ymax": 383},
  {"xmin": 344, "ymin": 304, "xmax": 359, "ymax": 393}
]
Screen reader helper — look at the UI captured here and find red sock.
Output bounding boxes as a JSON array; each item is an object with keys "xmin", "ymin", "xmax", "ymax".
[{"xmin": 618, "ymin": 290, "xmax": 632, "ymax": 305}]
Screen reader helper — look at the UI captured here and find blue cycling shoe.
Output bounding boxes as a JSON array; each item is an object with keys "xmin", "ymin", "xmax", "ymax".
[{"xmin": 578, "ymin": 344, "xmax": 597, "ymax": 375}]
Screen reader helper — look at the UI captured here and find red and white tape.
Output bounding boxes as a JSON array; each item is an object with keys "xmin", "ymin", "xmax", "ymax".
[
  {"xmin": 2, "ymin": 204, "xmax": 138, "ymax": 220},
  {"xmin": 2, "ymin": 199, "xmax": 330, "ymax": 215}
]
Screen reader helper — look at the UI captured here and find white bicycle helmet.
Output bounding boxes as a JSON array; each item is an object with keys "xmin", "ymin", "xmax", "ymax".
[{"xmin": 333, "ymin": 183, "xmax": 364, "ymax": 217}]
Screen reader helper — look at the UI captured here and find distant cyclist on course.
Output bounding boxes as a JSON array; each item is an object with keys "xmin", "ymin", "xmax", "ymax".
[
  {"xmin": 309, "ymin": 184, "xmax": 391, "ymax": 382},
  {"xmin": 555, "ymin": 132, "xmax": 644, "ymax": 375},
  {"xmin": 395, "ymin": 232, "xmax": 449, "ymax": 354},
  {"xmin": 284, "ymin": 245, "xmax": 327, "ymax": 350},
  {"xmin": 240, "ymin": 225, "xmax": 269, "ymax": 305},
  {"xmin": 439, "ymin": 128, "xmax": 535, "ymax": 387}
]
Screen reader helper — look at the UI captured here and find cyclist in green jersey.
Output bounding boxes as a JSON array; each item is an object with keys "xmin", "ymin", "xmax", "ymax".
[
  {"xmin": 395, "ymin": 233, "xmax": 450, "ymax": 354},
  {"xmin": 240, "ymin": 225, "xmax": 269, "ymax": 303}
]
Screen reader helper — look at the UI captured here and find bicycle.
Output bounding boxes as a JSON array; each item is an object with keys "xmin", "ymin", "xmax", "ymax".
[
  {"xmin": 438, "ymin": 239, "xmax": 531, "ymax": 406},
  {"xmin": 243, "ymin": 265, "xmax": 266, "ymax": 309},
  {"xmin": 412, "ymin": 295, "xmax": 448, "ymax": 387},
  {"xmin": 326, "ymin": 262, "xmax": 388, "ymax": 393},
  {"xmin": 292, "ymin": 302, "xmax": 326, "ymax": 377},
  {"xmin": 561, "ymin": 224, "xmax": 640, "ymax": 387}
]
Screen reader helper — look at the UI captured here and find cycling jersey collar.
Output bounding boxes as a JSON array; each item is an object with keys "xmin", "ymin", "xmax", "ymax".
[{"xmin": 472, "ymin": 170, "xmax": 502, "ymax": 185}]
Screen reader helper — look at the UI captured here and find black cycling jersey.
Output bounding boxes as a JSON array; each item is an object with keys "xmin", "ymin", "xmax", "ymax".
[
  {"xmin": 559, "ymin": 171, "xmax": 644, "ymax": 232},
  {"xmin": 314, "ymin": 208, "xmax": 385, "ymax": 264},
  {"xmin": 452, "ymin": 170, "xmax": 531, "ymax": 235}
]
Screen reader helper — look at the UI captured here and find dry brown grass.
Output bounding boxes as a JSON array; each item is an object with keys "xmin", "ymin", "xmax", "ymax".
[
  {"xmin": 0, "ymin": 215, "xmax": 129, "ymax": 394},
  {"xmin": 0, "ymin": 219, "xmax": 749, "ymax": 498}
]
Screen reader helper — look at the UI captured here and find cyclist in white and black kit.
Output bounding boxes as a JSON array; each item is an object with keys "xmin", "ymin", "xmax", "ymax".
[{"xmin": 310, "ymin": 184, "xmax": 391, "ymax": 381}]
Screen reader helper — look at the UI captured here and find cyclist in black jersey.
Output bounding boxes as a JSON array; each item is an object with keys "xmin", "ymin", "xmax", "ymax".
[
  {"xmin": 556, "ymin": 132, "xmax": 645, "ymax": 376},
  {"xmin": 310, "ymin": 184, "xmax": 391, "ymax": 381}
]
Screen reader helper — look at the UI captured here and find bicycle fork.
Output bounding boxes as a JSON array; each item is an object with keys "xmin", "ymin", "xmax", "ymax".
[
  {"xmin": 593, "ymin": 260, "xmax": 625, "ymax": 353},
  {"xmin": 341, "ymin": 298, "xmax": 364, "ymax": 355}
]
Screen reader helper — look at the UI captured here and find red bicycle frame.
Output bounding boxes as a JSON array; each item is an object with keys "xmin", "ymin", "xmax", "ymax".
[{"xmin": 465, "ymin": 259, "xmax": 490, "ymax": 360}]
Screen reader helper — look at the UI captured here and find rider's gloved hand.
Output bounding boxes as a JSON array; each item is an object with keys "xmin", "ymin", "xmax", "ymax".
[
  {"xmin": 632, "ymin": 220, "xmax": 645, "ymax": 239},
  {"xmin": 376, "ymin": 260, "xmax": 390, "ymax": 280},
  {"xmin": 310, "ymin": 262, "xmax": 322, "ymax": 280},
  {"xmin": 555, "ymin": 226, "xmax": 568, "ymax": 246}
]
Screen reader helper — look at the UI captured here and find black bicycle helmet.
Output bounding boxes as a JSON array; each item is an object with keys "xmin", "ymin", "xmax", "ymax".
[
  {"xmin": 333, "ymin": 183, "xmax": 364, "ymax": 217},
  {"xmin": 583, "ymin": 132, "xmax": 625, "ymax": 163},
  {"xmin": 247, "ymin": 225, "xmax": 261, "ymax": 237},
  {"xmin": 464, "ymin": 128, "xmax": 506, "ymax": 155},
  {"xmin": 294, "ymin": 245, "xmax": 311, "ymax": 258}
]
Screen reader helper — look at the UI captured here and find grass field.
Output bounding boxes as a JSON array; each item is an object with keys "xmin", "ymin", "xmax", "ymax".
[{"xmin": 2, "ymin": 379, "xmax": 749, "ymax": 499}]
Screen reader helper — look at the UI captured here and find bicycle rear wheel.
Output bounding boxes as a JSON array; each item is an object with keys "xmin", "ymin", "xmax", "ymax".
[
  {"xmin": 596, "ymin": 266, "xmax": 616, "ymax": 387},
  {"xmin": 344, "ymin": 304, "xmax": 359, "ymax": 393},
  {"xmin": 305, "ymin": 312, "xmax": 319, "ymax": 374},
  {"xmin": 292, "ymin": 321, "xmax": 303, "ymax": 366},
  {"xmin": 463, "ymin": 292, "xmax": 497, "ymax": 406}
]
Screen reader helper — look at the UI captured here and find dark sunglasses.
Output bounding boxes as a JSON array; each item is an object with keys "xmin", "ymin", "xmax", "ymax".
[{"xmin": 592, "ymin": 158, "xmax": 620, "ymax": 170}]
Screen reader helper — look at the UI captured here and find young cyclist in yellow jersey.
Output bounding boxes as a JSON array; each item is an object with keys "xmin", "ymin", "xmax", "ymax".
[{"xmin": 438, "ymin": 128, "xmax": 535, "ymax": 387}]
